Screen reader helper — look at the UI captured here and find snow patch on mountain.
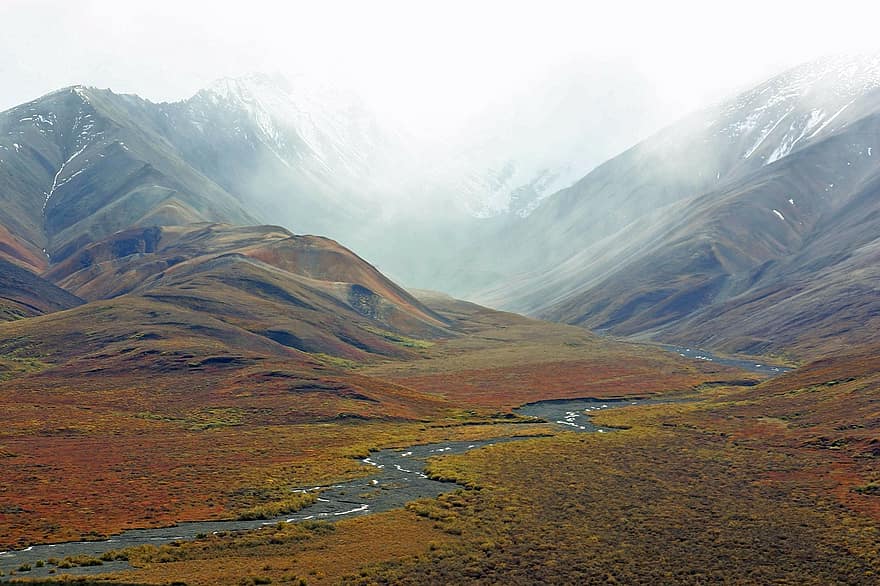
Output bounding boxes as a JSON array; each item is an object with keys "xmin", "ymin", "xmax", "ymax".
[
  {"xmin": 806, "ymin": 99, "xmax": 856, "ymax": 140},
  {"xmin": 43, "ymin": 141, "xmax": 90, "ymax": 212},
  {"xmin": 713, "ymin": 53, "xmax": 880, "ymax": 166},
  {"xmin": 192, "ymin": 74, "xmax": 388, "ymax": 178},
  {"xmin": 766, "ymin": 108, "xmax": 825, "ymax": 164},
  {"xmin": 743, "ymin": 108, "xmax": 793, "ymax": 159}
]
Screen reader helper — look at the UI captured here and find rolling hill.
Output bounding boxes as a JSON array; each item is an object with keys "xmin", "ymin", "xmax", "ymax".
[
  {"xmin": 0, "ymin": 258, "xmax": 82, "ymax": 321},
  {"xmin": 41, "ymin": 222, "xmax": 450, "ymax": 360}
]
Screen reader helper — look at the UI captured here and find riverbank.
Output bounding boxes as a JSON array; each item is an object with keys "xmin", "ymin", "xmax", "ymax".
[{"xmin": 1, "ymin": 396, "xmax": 663, "ymax": 580}]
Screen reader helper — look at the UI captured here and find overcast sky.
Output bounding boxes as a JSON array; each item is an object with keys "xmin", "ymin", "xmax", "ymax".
[{"xmin": 2, "ymin": 0, "xmax": 880, "ymax": 136}]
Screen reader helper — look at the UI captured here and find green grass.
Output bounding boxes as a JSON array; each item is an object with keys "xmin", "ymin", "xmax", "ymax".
[
  {"xmin": 0, "ymin": 354, "xmax": 49, "ymax": 381},
  {"xmin": 360, "ymin": 325, "xmax": 433, "ymax": 349},
  {"xmin": 312, "ymin": 353, "xmax": 361, "ymax": 369},
  {"xmin": 236, "ymin": 492, "xmax": 319, "ymax": 521}
]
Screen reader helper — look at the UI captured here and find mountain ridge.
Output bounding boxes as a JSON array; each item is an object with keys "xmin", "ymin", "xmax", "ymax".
[
  {"xmin": 474, "ymin": 53, "xmax": 880, "ymax": 358},
  {"xmin": 3, "ymin": 55, "xmax": 880, "ymax": 361}
]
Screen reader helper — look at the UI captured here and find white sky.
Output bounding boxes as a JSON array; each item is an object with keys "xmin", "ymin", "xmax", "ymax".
[{"xmin": 2, "ymin": 0, "xmax": 880, "ymax": 136}]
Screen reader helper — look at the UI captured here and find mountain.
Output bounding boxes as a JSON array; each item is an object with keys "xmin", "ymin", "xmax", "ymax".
[
  {"xmin": 474, "ymin": 53, "xmax": 880, "ymax": 359},
  {"xmin": 0, "ymin": 76, "xmax": 417, "ymax": 263},
  {"xmin": 0, "ymin": 80, "xmax": 458, "ymax": 367},
  {"xmin": 159, "ymin": 74, "xmax": 413, "ymax": 236},
  {"xmin": 0, "ymin": 71, "xmax": 673, "ymax": 295},
  {"xmin": 0, "ymin": 85, "xmax": 258, "ymax": 266},
  {"xmin": 356, "ymin": 62, "xmax": 674, "ymax": 291},
  {"xmin": 4, "ymin": 57, "xmax": 878, "ymax": 362},
  {"xmin": 41, "ymin": 222, "xmax": 449, "ymax": 360}
]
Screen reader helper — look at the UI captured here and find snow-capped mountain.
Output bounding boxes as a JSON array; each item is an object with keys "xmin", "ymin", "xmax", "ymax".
[
  {"xmin": 708, "ymin": 52, "xmax": 880, "ymax": 167},
  {"xmin": 196, "ymin": 73, "xmax": 381, "ymax": 172},
  {"xmin": 0, "ymin": 82, "xmax": 451, "ymax": 357},
  {"xmin": 0, "ymin": 73, "xmax": 424, "ymax": 271},
  {"xmin": 0, "ymin": 68, "xmax": 672, "ymax": 283},
  {"xmin": 167, "ymin": 74, "xmax": 411, "ymax": 215},
  {"xmin": 434, "ymin": 155, "xmax": 585, "ymax": 220},
  {"xmin": 146, "ymin": 72, "xmax": 427, "ymax": 241},
  {"xmin": 466, "ymin": 53, "xmax": 880, "ymax": 358},
  {"xmin": 6, "ymin": 52, "xmax": 880, "ymax": 352},
  {"xmin": 446, "ymin": 52, "xmax": 880, "ymax": 225}
]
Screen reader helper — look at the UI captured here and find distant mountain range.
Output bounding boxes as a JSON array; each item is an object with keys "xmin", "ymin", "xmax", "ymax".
[
  {"xmin": 1, "ymin": 54, "xmax": 878, "ymax": 361},
  {"xmin": 420, "ymin": 60, "xmax": 668, "ymax": 219}
]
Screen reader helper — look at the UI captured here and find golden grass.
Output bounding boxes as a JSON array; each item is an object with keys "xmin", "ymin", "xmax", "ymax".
[
  {"xmin": 0, "ymin": 295, "xmax": 722, "ymax": 550},
  {"xmin": 10, "ymin": 346, "xmax": 878, "ymax": 583},
  {"xmin": 99, "ymin": 511, "xmax": 456, "ymax": 585},
  {"xmin": 347, "ymin": 397, "xmax": 879, "ymax": 584}
]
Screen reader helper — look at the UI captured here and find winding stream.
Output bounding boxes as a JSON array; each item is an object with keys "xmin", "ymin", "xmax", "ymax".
[
  {"xmin": 0, "ymin": 398, "xmax": 645, "ymax": 580},
  {"xmin": 515, "ymin": 396, "xmax": 681, "ymax": 431},
  {"xmin": 0, "ymin": 437, "xmax": 533, "ymax": 579},
  {"xmin": 661, "ymin": 344, "xmax": 792, "ymax": 375},
  {"xmin": 0, "ymin": 345, "xmax": 792, "ymax": 579}
]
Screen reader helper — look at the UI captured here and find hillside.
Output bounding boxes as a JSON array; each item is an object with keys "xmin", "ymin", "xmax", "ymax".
[
  {"xmin": 0, "ymin": 86, "xmax": 257, "ymax": 265},
  {"xmin": 475, "ymin": 54, "xmax": 880, "ymax": 358},
  {"xmin": 0, "ymin": 258, "xmax": 82, "ymax": 321},
  {"xmin": 3, "ymin": 223, "xmax": 449, "ymax": 365}
]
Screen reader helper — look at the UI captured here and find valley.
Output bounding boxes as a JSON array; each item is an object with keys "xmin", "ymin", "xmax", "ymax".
[
  {"xmin": 0, "ymin": 291, "xmax": 726, "ymax": 552},
  {"xmin": 0, "ymin": 392, "xmax": 715, "ymax": 580},
  {"xmin": 0, "ymin": 34, "xmax": 877, "ymax": 585},
  {"xmin": 3, "ymin": 344, "xmax": 875, "ymax": 584}
]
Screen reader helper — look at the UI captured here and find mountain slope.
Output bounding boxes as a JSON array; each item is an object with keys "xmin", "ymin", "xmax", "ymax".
[
  {"xmin": 0, "ymin": 86, "xmax": 258, "ymax": 265},
  {"xmin": 156, "ymin": 74, "xmax": 409, "ymax": 236},
  {"xmin": 477, "ymin": 54, "xmax": 880, "ymax": 358},
  {"xmin": 422, "ymin": 60, "xmax": 670, "ymax": 219},
  {"xmin": 0, "ymin": 258, "xmax": 83, "ymax": 321},
  {"xmin": 41, "ymin": 223, "xmax": 449, "ymax": 361},
  {"xmin": 0, "ymin": 76, "xmax": 428, "ymax": 274},
  {"xmin": 0, "ymin": 81, "xmax": 460, "ymax": 363}
]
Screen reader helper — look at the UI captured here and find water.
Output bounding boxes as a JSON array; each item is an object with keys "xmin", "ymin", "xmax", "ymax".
[
  {"xmin": 661, "ymin": 344, "xmax": 792, "ymax": 375},
  {"xmin": 0, "ymin": 394, "xmax": 689, "ymax": 579},
  {"xmin": 0, "ymin": 437, "xmax": 524, "ymax": 579},
  {"xmin": 515, "ymin": 396, "xmax": 673, "ymax": 433}
]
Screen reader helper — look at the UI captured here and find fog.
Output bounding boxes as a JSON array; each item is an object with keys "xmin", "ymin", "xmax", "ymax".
[
  {"xmin": 3, "ymin": 0, "xmax": 879, "ymax": 135},
  {"xmin": 3, "ymin": 0, "xmax": 880, "ymax": 295}
]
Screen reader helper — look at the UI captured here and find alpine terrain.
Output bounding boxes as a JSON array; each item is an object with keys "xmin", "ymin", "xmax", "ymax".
[
  {"xmin": 472, "ymin": 54, "xmax": 880, "ymax": 359},
  {"xmin": 0, "ymin": 37, "xmax": 877, "ymax": 585}
]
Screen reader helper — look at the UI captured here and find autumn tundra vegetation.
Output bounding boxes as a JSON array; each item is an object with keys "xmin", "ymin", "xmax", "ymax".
[{"xmin": 1, "ymin": 292, "xmax": 877, "ymax": 583}]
